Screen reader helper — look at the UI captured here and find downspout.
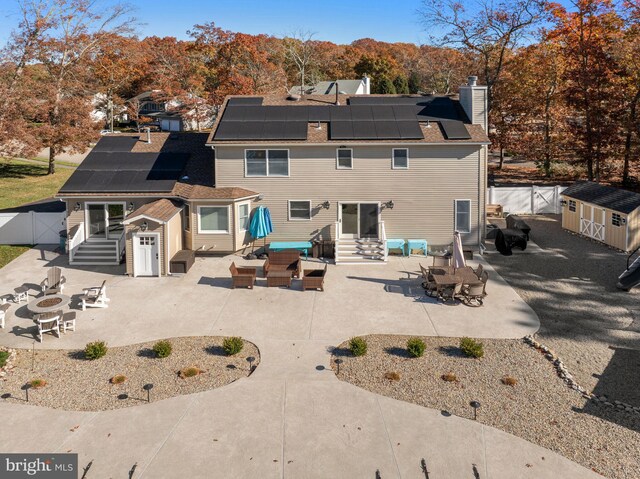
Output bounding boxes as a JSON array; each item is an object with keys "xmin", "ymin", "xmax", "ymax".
[
  {"xmin": 477, "ymin": 146, "xmax": 482, "ymax": 253},
  {"xmin": 166, "ymin": 219, "xmax": 171, "ymax": 276}
]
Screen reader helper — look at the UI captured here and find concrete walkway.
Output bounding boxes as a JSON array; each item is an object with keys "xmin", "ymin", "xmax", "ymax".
[{"xmin": 0, "ymin": 248, "xmax": 601, "ymax": 478}]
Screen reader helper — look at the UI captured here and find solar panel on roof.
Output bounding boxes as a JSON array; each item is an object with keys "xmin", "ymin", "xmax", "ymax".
[
  {"xmin": 241, "ymin": 106, "xmax": 266, "ymax": 121},
  {"xmin": 440, "ymin": 120, "xmax": 471, "ymax": 140},
  {"xmin": 286, "ymin": 107, "xmax": 309, "ymax": 121},
  {"xmin": 374, "ymin": 121, "xmax": 401, "ymax": 139},
  {"xmin": 213, "ymin": 122, "xmax": 238, "ymax": 140},
  {"xmin": 329, "ymin": 107, "xmax": 352, "ymax": 121},
  {"xmin": 235, "ymin": 121, "xmax": 265, "ymax": 140},
  {"xmin": 227, "ymin": 97, "xmax": 263, "ymax": 106},
  {"xmin": 330, "ymin": 121, "xmax": 354, "ymax": 140},
  {"xmin": 92, "ymin": 136, "xmax": 139, "ymax": 152},
  {"xmin": 350, "ymin": 106, "xmax": 373, "ymax": 121},
  {"xmin": 284, "ymin": 121, "xmax": 308, "ymax": 140},
  {"xmin": 263, "ymin": 106, "xmax": 287, "ymax": 121},
  {"xmin": 221, "ymin": 106, "xmax": 245, "ymax": 121},
  {"xmin": 371, "ymin": 106, "xmax": 395, "ymax": 121},
  {"xmin": 307, "ymin": 106, "xmax": 331, "ymax": 122},
  {"xmin": 393, "ymin": 106, "xmax": 418, "ymax": 121},
  {"xmin": 351, "ymin": 121, "xmax": 377, "ymax": 139},
  {"xmin": 397, "ymin": 121, "xmax": 424, "ymax": 139},
  {"xmin": 262, "ymin": 121, "xmax": 286, "ymax": 139}
]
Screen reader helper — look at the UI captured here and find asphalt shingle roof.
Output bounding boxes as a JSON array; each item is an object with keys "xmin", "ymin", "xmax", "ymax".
[{"xmin": 561, "ymin": 181, "xmax": 640, "ymax": 214}]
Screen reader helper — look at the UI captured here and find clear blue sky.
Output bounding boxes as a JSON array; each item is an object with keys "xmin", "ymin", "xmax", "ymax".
[{"xmin": 0, "ymin": 0, "xmax": 428, "ymax": 45}]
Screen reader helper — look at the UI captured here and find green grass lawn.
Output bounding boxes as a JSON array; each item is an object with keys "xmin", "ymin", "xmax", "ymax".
[
  {"xmin": 32, "ymin": 157, "xmax": 80, "ymax": 168},
  {"xmin": 0, "ymin": 245, "xmax": 31, "ymax": 269},
  {"xmin": 0, "ymin": 160, "xmax": 73, "ymax": 268},
  {"xmin": 0, "ymin": 159, "xmax": 73, "ymax": 210}
]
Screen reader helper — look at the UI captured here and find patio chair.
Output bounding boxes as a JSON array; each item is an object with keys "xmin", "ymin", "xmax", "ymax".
[
  {"xmin": 420, "ymin": 264, "xmax": 438, "ymax": 297},
  {"xmin": 474, "ymin": 264, "xmax": 484, "ymax": 280},
  {"xmin": 264, "ymin": 250, "xmax": 302, "ymax": 278},
  {"xmin": 229, "ymin": 262, "xmax": 257, "ymax": 289},
  {"xmin": 37, "ymin": 313, "xmax": 60, "ymax": 342},
  {"xmin": 0, "ymin": 303, "xmax": 10, "ymax": 328},
  {"xmin": 303, "ymin": 264, "xmax": 327, "ymax": 291},
  {"xmin": 440, "ymin": 282, "xmax": 463, "ymax": 303},
  {"xmin": 81, "ymin": 280, "xmax": 109, "ymax": 311},
  {"xmin": 40, "ymin": 266, "xmax": 66, "ymax": 296},
  {"xmin": 462, "ymin": 283, "xmax": 485, "ymax": 306},
  {"xmin": 432, "ymin": 255, "xmax": 452, "ymax": 267}
]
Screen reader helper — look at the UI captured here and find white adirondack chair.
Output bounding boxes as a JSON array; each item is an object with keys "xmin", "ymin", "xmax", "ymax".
[
  {"xmin": 0, "ymin": 303, "xmax": 10, "ymax": 328},
  {"xmin": 81, "ymin": 280, "xmax": 109, "ymax": 311},
  {"xmin": 37, "ymin": 314, "xmax": 60, "ymax": 342},
  {"xmin": 40, "ymin": 267, "xmax": 66, "ymax": 296}
]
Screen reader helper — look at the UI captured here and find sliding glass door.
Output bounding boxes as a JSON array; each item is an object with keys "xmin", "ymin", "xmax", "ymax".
[
  {"xmin": 339, "ymin": 203, "xmax": 379, "ymax": 239},
  {"xmin": 86, "ymin": 203, "xmax": 125, "ymax": 240}
]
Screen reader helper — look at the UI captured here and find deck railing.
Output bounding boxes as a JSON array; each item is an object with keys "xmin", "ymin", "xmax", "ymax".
[
  {"xmin": 68, "ymin": 223, "xmax": 84, "ymax": 262},
  {"xmin": 379, "ymin": 221, "xmax": 388, "ymax": 262}
]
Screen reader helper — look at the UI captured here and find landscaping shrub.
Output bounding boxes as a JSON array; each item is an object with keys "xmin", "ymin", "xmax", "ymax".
[
  {"xmin": 110, "ymin": 375, "xmax": 127, "ymax": 385},
  {"xmin": 0, "ymin": 350, "xmax": 9, "ymax": 368},
  {"xmin": 459, "ymin": 337, "xmax": 484, "ymax": 358},
  {"xmin": 501, "ymin": 376, "xmax": 518, "ymax": 386},
  {"xmin": 152, "ymin": 340, "xmax": 173, "ymax": 358},
  {"xmin": 349, "ymin": 337, "xmax": 368, "ymax": 357},
  {"xmin": 29, "ymin": 378, "xmax": 47, "ymax": 389},
  {"xmin": 179, "ymin": 366, "xmax": 203, "ymax": 379},
  {"xmin": 441, "ymin": 372, "xmax": 458, "ymax": 382},
  {"xmin": 384, "ymin": 371, "xmax": 400, "ymax": 381},
  {"xmin": 84, "ymin": 341, "xmax": 108, "ymax": 360},
  {"xmin": 406, "ymin": 337, "xmax": 426, "ymax": 358},
  {"xmin": 222, "ymin": 337, "xmax": 243, "ymax": 356}
]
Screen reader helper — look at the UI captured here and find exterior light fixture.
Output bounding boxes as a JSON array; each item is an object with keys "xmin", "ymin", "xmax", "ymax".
[
  {"xmin": 622, "ymin": 217, "xmax": 627, "ymax": 224},
  {"xmin": 127, "ymin": 202, "xmax": 135, "ymax": 213},
  {"xmin": 385, "ymin": 200, "xmax": 394, "ymax": 210},
  {"xmin": 140, "ymin": 221, "xmax": 148, "ymax": 232},
  {"xmin": 334, "ymin": 358, "xmax": 343, "ymax": 374},
  {"xmin": 470, "ymin": 400, "xmax": 481, "ymax": 420},
  {"xmin": 74, "ymin": 202, "xmax": 81, "ymax": 212},
  {"xmin": 322, "ymin": 201, "xmax": 331, "ymax": 209},
  {"xmin": 143, "ymin": 383, "xmax": 153, "ymax": 403},
  {"xmin": 560, "ymin": 199, "xmax": 567, "ymax": 207},
  {"xmin": 256, "ymin": 194, "xmax": 264, "ymax": 201},
  {"xmin": 246, "ymin": 356, "xmax": 256, "ymax": 375}
]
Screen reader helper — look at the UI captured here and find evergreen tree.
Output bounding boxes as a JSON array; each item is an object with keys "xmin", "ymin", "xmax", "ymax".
[
  {"xmin": 376, "ymin": 76, "xmax": 396, "ymax": 94},
  {"xmin": 408, "ymin": 72, "xmax": 421, "ymax": 94},
  {"xmin": 393, "ymin": 75, "xmax": 409, "ymax": 94}
]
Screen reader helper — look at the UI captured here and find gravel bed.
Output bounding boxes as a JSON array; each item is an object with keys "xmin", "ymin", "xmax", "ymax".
[
  {"xmin": 0, "ymin": 337, "xmax": 259, "ymax": 411},
  {"xmin": 333, "ymin": 335, "xmax": 639, "ymax": 479}
]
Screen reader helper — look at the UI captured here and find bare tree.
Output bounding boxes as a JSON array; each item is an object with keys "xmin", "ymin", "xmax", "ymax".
[
  {"xmin": 418, "ymin": 0, "xmax": 545, "ymax": 112},
  {"xmin": 282, "ymin": 30, "xmax": 317, "ymax": 95}
]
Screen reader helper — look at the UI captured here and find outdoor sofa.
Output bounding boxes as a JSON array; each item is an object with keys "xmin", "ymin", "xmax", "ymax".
[{"xmin": 263, "ymin": 250, "xmax": 302, "ymax": 278}]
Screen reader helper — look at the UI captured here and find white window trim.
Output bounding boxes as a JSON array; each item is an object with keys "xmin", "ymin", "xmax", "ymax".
[
  {"xmin": 454, "ymin": 199, "xmax": 472, "ymax": 234},
  {"xmin": 237, "ymin": 202, "xmax": 250, "ymax": 232},
  {"xmin": 288, "ymin": 200, "xmax": 312, "ymax": 221},
  {"xmin": 392, "ymin": 148, "xmax": 409, "ymax": 169},
  {"xmin": 84, "ymin": 201, "xmax": 127, "ymax": 242},
  {"xmin": 336, "ymin": 148, "xmax": 353, "ymax": 170},
  {"xmin": 244, "ymin": 148, "xmax": 290, "ymax": 177},
  {"xmin": 197, "ymin": 205, "xmax": 230, "ymax": 234}
]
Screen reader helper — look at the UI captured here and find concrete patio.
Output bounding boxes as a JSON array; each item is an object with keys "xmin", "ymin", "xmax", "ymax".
[
  {"xmin": 0, "ymin": 247, "xmax": 603, "ymax": 478},
  {"xmin": 0, "ymin": 247, "xmax": 538, "ymax": 349}
]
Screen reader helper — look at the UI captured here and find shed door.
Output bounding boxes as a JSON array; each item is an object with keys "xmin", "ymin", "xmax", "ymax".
[
  {"xmin": 579, "ymin": 204, "xmax": 605, "ymax": 242},
  {"xmin": 135, "ymin": 235, "xmax": 159, "ymax": 276}
]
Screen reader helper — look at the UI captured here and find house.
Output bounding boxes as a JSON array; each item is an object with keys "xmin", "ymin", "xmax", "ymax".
[
  {"xmin": 289, "ymin": 76, "xmax": 371, "ymax": 96},
  {"xmin": 56, "ymin": 76, "xmax": 489, "ymax": 276},
  {"xmin": 561, "ymin": 181, "xmax": 640, "ymax": 252},
  {"xmin": 128, "ymin": 91, "xmax": 215, "ymax": 132}
]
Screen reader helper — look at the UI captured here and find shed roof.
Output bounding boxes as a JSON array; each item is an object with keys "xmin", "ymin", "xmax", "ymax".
[
  {"xmin": 126, "ymin": 199, "xmax": 182, "ymax": 223},
  {"xmin": 561, "ymin": 181, "xmax": 640, "ymax": 214}
]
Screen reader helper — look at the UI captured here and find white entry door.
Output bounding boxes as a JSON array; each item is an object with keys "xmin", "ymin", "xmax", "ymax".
[{"xmin": 135, "ymin": 235, "xmax": 159, "ymax": 276}]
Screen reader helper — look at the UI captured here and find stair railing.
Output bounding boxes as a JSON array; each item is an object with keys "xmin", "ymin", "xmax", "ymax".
[
  {"xmin": 334, "ymin": 221, "xmax": 340, "ymax": 263},
  {"xmin": 116, "ymin": 229, "xmax": 126, "ymax": 263},
  {"xmin": 68, "ymin": 223, "xmax": 84, "ymax": 262},
  {"xmin": 626, "ymin": 245, "xmax": 640, "ymax": 270},
  {"xmin": 379, "ymin": 221, "xmax": 388, "ymax": 262}
]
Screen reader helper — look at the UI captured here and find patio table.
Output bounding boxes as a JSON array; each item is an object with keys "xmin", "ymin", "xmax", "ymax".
[
  {"xmin": 27, "ymin": 294, "xmax": 70, "ymax": 317},
  {"xmin": 269, "ymin": 241, "xmax": 312, "ymax": 259},
  {"xmin": 431, "ymin": 267, "xmax": 481, "ymax": 301}
]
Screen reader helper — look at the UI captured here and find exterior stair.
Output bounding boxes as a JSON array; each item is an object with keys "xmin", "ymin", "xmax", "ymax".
[
  {"xmin": 70, "ymin": 240, "xmax": 120, "ymax": 265},
  {"xmin": 335, "ymin": 238, "xmax": 387, "ymax": 265}
]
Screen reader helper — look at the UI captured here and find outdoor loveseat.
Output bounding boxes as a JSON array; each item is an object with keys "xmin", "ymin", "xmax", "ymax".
[{"xmin": 263, "ymin": 250, "xmax": 302, "ymax": 278}]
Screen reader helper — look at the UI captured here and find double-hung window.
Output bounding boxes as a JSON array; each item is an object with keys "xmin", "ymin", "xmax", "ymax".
[
  {"xmin": 288, "ymin": 200, "xmax": 311, "ymax": 220},
  {"xmin": 392, "ymin": 148, "xmax": 409, "ymax": 169},
  {"xmin": 245, "ymin": 149, "xmax": 289, "ymax": 177},
  {"xmin": 238, "ymin": 203, "xmax": 250, "ymax": 231},
  {"xmin": 337, "ymin": 148, "xmax": 353, "ymax": 169},
  {"xmin": 454, "ymin": 200, "xmax": 471, "ymax": 233},
  {"xmin": 198, "ymin": 206, "xmax": 229, "ymax": 234}
]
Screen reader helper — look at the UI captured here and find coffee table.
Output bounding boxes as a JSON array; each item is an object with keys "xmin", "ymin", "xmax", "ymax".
[{"xmin": 267, "ymin": 271, "xmax": 292, "ymax": 288}]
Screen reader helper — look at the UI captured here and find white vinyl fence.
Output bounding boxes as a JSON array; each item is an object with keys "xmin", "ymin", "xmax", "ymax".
[
  {"xmin": 0, "ymin": 211, "xmax": 66, "ymax": 245},
  {"xmin": 487, "ymin": 185, "xmax": 567, "ymax": 215}
]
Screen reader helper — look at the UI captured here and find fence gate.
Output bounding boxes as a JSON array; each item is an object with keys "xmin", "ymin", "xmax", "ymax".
[{"xmin": 0, "ymin": 211, "xmax": 65, "ymax": 245}]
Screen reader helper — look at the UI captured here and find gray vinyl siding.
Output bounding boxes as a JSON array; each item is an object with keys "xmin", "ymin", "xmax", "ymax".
[
  {"xmin": 125, "ymin": 219, "xmax": 166, "ymax": 276},
  {"xmin": 190, "ymin": 200, "xmax": 235, "ymax": 253},
  {"xmin": 215, "ymin": 144, "xmax": 485, "ymax": 249}
]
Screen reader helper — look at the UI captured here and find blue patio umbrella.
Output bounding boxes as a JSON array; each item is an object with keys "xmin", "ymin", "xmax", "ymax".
[{"xmin": 249, "ymin": 206, "xmax": 273, "ymax": 251}]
